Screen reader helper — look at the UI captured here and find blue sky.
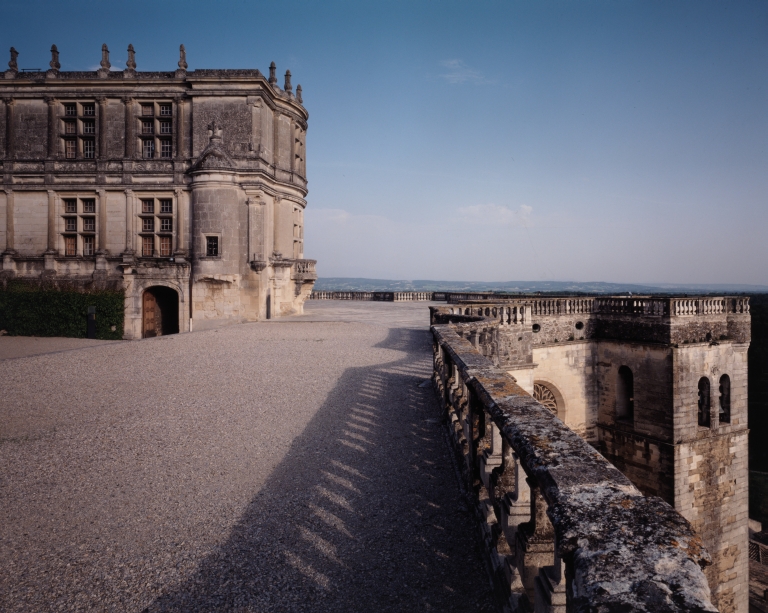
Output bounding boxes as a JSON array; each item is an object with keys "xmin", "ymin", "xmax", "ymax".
[{"xmin": 2, "ymin": 0, "xmax": 766, "ymax": 283}]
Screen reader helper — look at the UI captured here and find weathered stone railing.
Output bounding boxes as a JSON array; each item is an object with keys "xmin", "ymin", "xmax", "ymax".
[
  {"xmin": 432, "ymin": 321, "xmax": 716, "ymax": 612},
  {"xmin": 292, "ymin": 259, "xmax": 317, "ymax": 276},
  {"xmin": 310, "ymin": 291, "xmax": 439, "ymax": 301}
]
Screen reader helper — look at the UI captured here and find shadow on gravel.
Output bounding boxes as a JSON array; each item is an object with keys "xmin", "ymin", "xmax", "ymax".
[{"xmin": 144, "ymin": 327, "xmax": 495, "ymax": 613}]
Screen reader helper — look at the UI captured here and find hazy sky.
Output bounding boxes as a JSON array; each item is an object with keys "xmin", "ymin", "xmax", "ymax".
[{"xmin": 2, "ymin": 1, "xmax": 766, "ymax": 283}]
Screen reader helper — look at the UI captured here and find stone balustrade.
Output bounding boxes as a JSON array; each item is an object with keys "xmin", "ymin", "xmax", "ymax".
[
  {"xmin": 291, "ymin": 259, "xmax": 317, "ymax": 276},
  {"xmin": 432, "ymin": 321, "xmax": 717, "ymax": 612},
  {"xmin": 310, "ymin": 291, "xmax": 438, "ymax": 301}
]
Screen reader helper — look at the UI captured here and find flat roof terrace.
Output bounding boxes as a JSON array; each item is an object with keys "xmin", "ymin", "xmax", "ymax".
[{"xmin": 0, "ymin": 301, "xmax": 494, "ymax": 612}]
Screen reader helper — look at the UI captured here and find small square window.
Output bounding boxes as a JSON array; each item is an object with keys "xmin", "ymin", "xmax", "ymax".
[
  {"xmin": 82, "ymin": 199, "xmax": 95, "ymax": 213},
  {"xmin": 83, "ymin": 140, "xmax": 95, "ymax": 159},
  {"xmin": 82, "ymin": 104, "xmax": 95, "ymax": 116},
  {"xmin": 206, "ymin": 236, "xmax": 219, "ymax": 257},
  {"xmin": 160, "ymin": 139, "xmax": 172, "ymax": 159},
  {"xmin": 141, "ymin": 104, "xmax": 153, "ymax": 116},
  {"xmin": 64, "ymin": 235, "xmax": 77, "ymax": 256},
  {"xmin": 64, "ymin": 199, "xmax": 77, "ymax": 213},
  {"xmin": 64, "ymin": 104, "xmax": 76, "ymax": 117},
  {"xmin": 82, "ymin": 120, "xmax": 95, "ymax": 135},
  {"xmin": 142, "ymin": 139, "xmax": 155, "ymax": 159},
  {"xmin": 160, "ymin": 218, "xmax": 172, "ymax": 232},
  {"xmin": 142, "ymin": 235, "xmax": 154, "ymax": 257},
  {"xmin": 65, "ymin": 217, "xmax": 77, "ymax": 232},
  {"xmin": 159, "ymin": 236, "xmax": 172, "ymax": 257},
  {"xmin": 64, "ymin": 121, "xmax": 76, "ymax": 135},
  {"xmin": 141, "ymin": 199, "xmax": 154, "ymax": 214},
  {"xmin": 82, "ymin": 217, "xmax": 95, "ymax": 232},
  {"xmin": 159, "ymin": 199, "xmax": 172, "ymax": 214},
  {"xmin": 159, "ymin": 120, "xmax": 172, "ymax": 134},
  {"xmin": 142, "ymin": 217, "xmax": 155, "ymax": 232},
  {"xmin": 141, "ymin": 120, "xmax": 154, "ymax": 135},
  {"xmin": 82, "ymin": 235, "xmax": 95, "ymax": 256},
  {"xmin": 65, "ymin": 139, "xmax": 76, "ymax": 159},
  {"xmin": 159, "ymin": 104, "xmax": 172, "ymax": 116}
]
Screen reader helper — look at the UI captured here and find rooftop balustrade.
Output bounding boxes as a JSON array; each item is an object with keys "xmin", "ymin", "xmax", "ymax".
[{"xmin": 432, "ymin": 321, "xmax": 717, "ymax": 612}]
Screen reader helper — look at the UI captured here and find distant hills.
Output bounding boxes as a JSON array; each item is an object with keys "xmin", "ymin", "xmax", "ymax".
[{"xmin": 314, "ymin": 278, "xmax": 768, "ymax": 295}]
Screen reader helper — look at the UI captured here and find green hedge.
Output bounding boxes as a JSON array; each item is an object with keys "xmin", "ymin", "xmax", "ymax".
[{"xmin": 0, "ymin": 282, "xmax": 124, "ymax": 340}]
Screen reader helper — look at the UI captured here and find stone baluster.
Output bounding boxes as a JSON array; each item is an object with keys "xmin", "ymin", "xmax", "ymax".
[
  {"xmin": 516, "ymin": 482, "xmax": 556, "ymax": 604},
  {"xmin": 534, "ymin": 536, "xmax": 566, "ymax": 613}
]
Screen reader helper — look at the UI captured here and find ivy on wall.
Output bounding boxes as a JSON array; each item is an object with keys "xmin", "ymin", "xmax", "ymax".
[{"xmin": 0, "ymin": 281, "xmax": 124, "ymax": 340}]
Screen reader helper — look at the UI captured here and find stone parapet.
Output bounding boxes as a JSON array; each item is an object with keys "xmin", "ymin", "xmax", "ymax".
[{"xmin": 432, "ymin": 322, "xmax": 717, "ymax": 612}]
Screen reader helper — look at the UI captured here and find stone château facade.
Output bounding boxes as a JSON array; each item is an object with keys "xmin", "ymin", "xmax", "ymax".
[
  {"xmin": 432, "ymin": 295, "xmax": 751, "ymax": 613},
  {"xmin": 0, "ymin": 44, "xmax": 317, "ymax": 338}
]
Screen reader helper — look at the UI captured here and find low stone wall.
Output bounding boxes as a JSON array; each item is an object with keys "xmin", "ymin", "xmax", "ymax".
[
  {"xmin": 432, "ymin": 322, "xmax": 717, "ymax": 612},
  {"xmin": 310, "ymin": 291, "xmax": 439, "ymax": 301}
]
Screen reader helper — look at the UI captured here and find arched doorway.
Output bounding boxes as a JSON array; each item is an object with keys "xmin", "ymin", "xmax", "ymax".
[{"xmin": 142, "ymin": 286, "xmax": 179, "ymax": 338}]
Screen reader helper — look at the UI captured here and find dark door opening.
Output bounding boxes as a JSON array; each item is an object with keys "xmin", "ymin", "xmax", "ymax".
[{"xmin": 142, "ymin": 286, "xmax": 179, "ymax": 338}]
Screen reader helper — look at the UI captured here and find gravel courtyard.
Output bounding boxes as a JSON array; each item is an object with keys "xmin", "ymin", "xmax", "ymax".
[{"xmin": 0, "ymin": 301, "xmax": 495, "ymax": 612}]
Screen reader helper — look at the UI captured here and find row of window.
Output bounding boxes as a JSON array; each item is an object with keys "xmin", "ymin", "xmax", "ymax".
[
  {"xmin": 616, "ymin": 367, "xmax": 731, "ymax": 427},
  {"xmin": 58, "ymin": 100, "xmax": 174, "ymax": 160},
  {"xmin": 60, "ymin": 196, "xmax": 177, "ymax": 258}
]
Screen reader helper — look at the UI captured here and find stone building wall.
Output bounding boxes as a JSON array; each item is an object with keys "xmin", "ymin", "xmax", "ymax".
[
  {"xmin": 0, "ymin": 47, "xmax": 317, "ymax": 338},
  {"xmin": 431, "ymin": 300, "xmax": 751, "ymax": 612}
]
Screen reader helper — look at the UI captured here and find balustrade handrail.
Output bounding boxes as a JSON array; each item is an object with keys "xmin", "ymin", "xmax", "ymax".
[{"xmin": 432, "ymin": 322, "xmax": 716, "ymax": 612}]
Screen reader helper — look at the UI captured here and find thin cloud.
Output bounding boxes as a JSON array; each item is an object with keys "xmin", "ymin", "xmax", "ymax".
[
  {"xmin": 439, "ymin": 59, "xmax": 490, "ymax": 85},
  {"xmin": 456, "ymin": 203, "xmax": 533, "ymax": 227}
]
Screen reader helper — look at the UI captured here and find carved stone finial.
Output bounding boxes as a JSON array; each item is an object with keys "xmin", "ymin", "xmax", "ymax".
[
  {"xmin": 284, "ymin": 70, "xmax": 292, "ymax": 95},
  {"xmin": 9, "ymin": 47, "xmax": 18, "ymax": 71},
  {"xmin": 178, "ymin": 44, "xmax": 187, "ymax": 70},
  {"xmin": 296, "ymin": 84, "xmax": 302, "ymax": 104},
  {"xmin": 100, "ymin": 44, "xmax": 110, "ymax": 71},
  {"xmin": 49, "ymin": 45, "xmax": 60, "ymax": 71},
  {"xmin": 269, "ymin": 61, "xmax": 277, "ymax": 85},
  {"xmin": 126, "ymin": 44, "xmax": 136, "ymax": 71},
  {"xmin": 207, "ymin": 120, "xmax": 223, "ymax": 142}
]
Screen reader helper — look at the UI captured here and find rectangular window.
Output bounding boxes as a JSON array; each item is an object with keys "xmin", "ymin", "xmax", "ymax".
[
  {"xmin": 82, "ymin": 199, "xmax": 95, "ymax": 213},
  {"xmin": 64, "ymin": 199, "xmax": 77, "ymax": 213},
  {"xmin": 141, "ymin": 199, "xmax": 154, "ymax": 214},
  {"xmin": 82, "ymin": 235, "xmax": 94, "ymax": 256},
  {"xmin": 64, "ymin": 235, "xmax": 77, "ymax": 256},
  {"xmin": 65, "ymin": 217, "xmax": 77, "ymax": 232},
  {"xmin": 65, "ymin": 139, "xmax": 76, "ymax": 159},
  {"xmin": 159, "ymin": 104, "xmax": 172, "ymax": 116},
  {"xmin": 141, "ymin": 104, "xmax": 153, "ymax": 116},
  {"xmin": 159, "ymin": 236, "xmax": 172, "ymax": 257},
  {"xmin": 82, "ymin": 120, "xmax": 95, "ymax": 135},
  {"xmin": 82, "ymin": 104, "xmax": 95, "ymax": 116},
  {"xmin": 142, "ymin": 235, "xmax": 154, "ymax": 257},
  {"xmin": 83, "ymin": 140, "xmax": 95, "ymax": 159},
  {"xmin": 64, "ymin": 121, "xmax": 76, "ymax": 135},
  {"xmin": 159, "ymin": 120, "xmax": 172, "ymax": 134},
  {"xmin": 64, "ymin": 104, "xmax": 76, "ymax": 117},
  {"xmin": 160, "ymin": 139, "xmax": 172, "ymax": 158},
  {"xmin": 159, "ymin": 199, "xmax": 172, "ymax": 214},
  {"xmin": 141, "ymin": 120, "xmax": 154, "ymax": 135},
  {"xmin": 142, "ymin": 217, "xmax": 155, "ymax": 232},
  {"xmin": 206, "ymin": 236, "xmax": 219, "ymax": 257},
  {"xmin": 82, "ymin": 217, "xmax": 95, "ymax": 232},
  {"xmin": 142, "ymin": 139, "xmax": 155, "ymax": 159},
  {"xmin": 160, "ymin": 218, "xmax": 172, "ymax": 232}
]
